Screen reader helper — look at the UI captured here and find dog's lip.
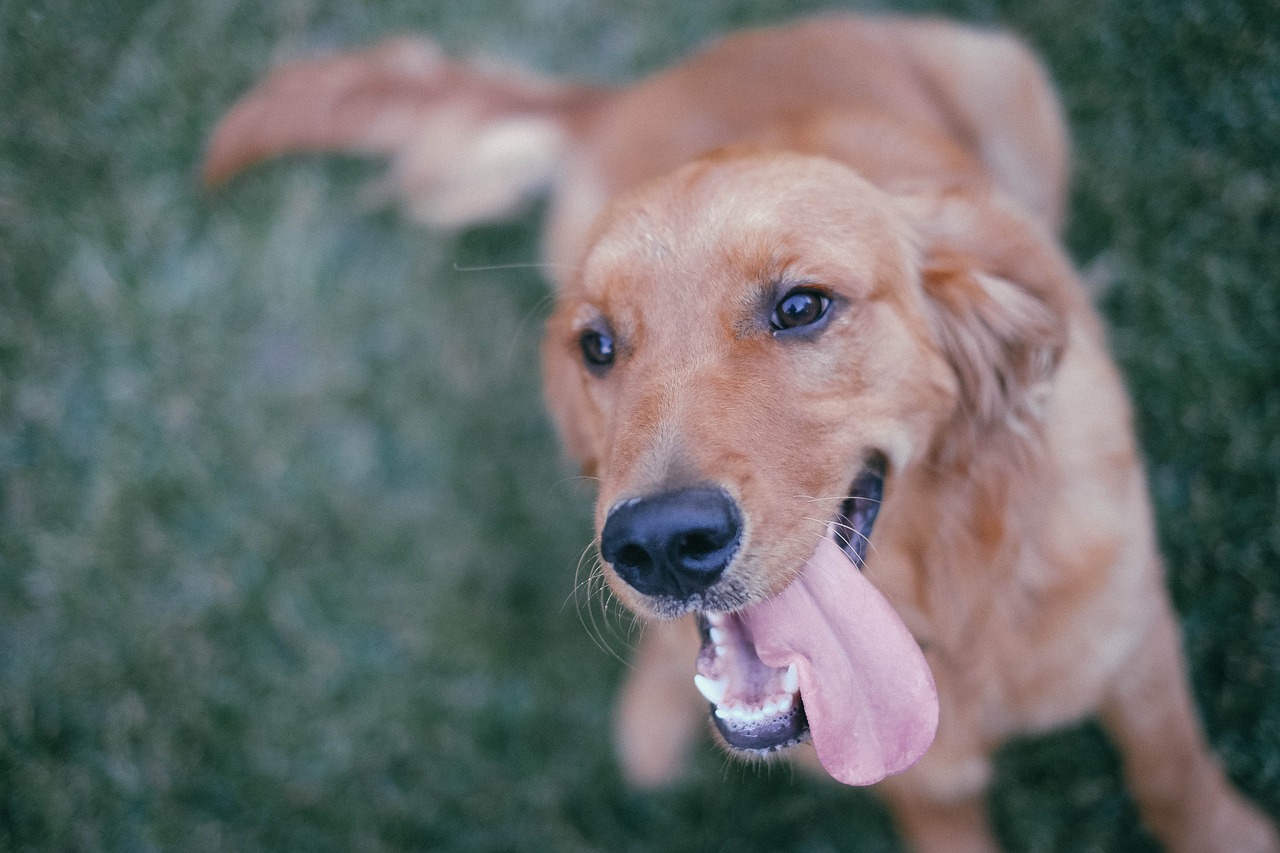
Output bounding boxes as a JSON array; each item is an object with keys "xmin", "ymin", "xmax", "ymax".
[
  {"xmin": 832, "ymin": 452, "xmax": 886, "ymax": 569},
  {"xmin": 693, "ymin": 454, "xmax": 888, "ymax": 756}
]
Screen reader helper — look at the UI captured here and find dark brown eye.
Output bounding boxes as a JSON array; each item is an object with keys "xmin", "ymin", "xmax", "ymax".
[
  {"xmin": 580, "ymin": 328, "xmax": 615, "ymax": 370},
  {"xmin": 771, "ymin": 288, "xmax": 831, "ymax": 332}
]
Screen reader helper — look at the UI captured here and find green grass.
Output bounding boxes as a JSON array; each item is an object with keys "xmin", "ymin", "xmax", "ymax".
[{"xmin": 2, "ymin": 0, "xmax": 1277, "ymax": 849}]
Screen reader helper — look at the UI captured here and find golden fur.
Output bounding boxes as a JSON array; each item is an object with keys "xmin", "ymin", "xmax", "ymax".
[{"xmin": 205, "ymin": 14, "xmax": 1278, "ymax": 851}]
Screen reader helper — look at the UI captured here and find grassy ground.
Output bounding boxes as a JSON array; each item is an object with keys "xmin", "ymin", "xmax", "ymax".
[{"xmin": 2, "ymin": 0, "xmax": 1277, "ymax": 850}]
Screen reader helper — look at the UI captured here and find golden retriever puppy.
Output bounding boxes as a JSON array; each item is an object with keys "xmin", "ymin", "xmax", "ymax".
[{"xmin": 204, "ymin": 14, "xmax": 1278, "ymax": 852}]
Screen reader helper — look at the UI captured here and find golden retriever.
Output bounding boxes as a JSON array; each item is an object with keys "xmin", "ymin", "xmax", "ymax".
[{"xmin": 204, "ymin": 14, "xmax": 1278, "ymax": 851}]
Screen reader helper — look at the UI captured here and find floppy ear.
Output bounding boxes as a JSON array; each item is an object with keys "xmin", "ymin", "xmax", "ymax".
[
  {"xmin": 203, "ymin": 37, "xmax": 600, "ymax": 228},
  {"xmin": 907, "ymin": 192, "xmax": 1073, "ymax": 453}
]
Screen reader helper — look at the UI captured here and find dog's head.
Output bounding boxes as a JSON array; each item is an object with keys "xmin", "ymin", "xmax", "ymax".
[{"xmin": 543, "ymin": 152, "xmax": 1068, "ymax": 783}]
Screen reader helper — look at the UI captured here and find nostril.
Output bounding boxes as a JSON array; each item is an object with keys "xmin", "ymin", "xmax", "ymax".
[
  {"xmin": 615, "ymin": 543, "xmax": 652, "ymax": 572},
  {"xmin": 676, "ymin": 530, "xmax": 722, "ymax": 560}
]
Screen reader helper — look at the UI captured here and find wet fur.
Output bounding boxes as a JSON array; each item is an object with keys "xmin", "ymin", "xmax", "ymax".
[{"xmin": 205, "ymin": 14, "xmax": 1278, "ymax": 852}]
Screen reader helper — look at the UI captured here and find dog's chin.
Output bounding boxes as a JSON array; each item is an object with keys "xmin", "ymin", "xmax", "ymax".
[{"xmin": 691, "ymin": 455, "xmax": 886, "ymax": 757}]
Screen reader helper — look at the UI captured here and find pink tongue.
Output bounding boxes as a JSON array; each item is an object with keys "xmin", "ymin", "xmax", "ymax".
[{"xmin": 739, "ymin": 536, "xmax": 938, "ymax": 785}]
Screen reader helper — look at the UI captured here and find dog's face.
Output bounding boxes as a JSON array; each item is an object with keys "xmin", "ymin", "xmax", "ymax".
[
  {"xmin": 542, "ymin": 152, "xmax": 1066, "ymax": 780},
  {"xmin": 547, "ymin": 153, "xmax": 973, "ymax": 616}
]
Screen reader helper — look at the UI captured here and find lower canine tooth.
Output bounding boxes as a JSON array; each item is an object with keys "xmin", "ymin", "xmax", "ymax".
[
  {"xmin": 782, "ymin": 663, "xmax": 799, "ymax": 694},
  {"xmin": 694, "ymin": 674, "xmax": 727, "ymax": 705}
]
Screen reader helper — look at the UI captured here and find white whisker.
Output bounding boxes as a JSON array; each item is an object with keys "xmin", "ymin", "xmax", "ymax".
[
  {"xmin": 791, "ymin": 492, "xmax": 883, "ymax": 506},
  {"xmin": 452, "ymin": 261, "xmax": 571, "ymax": 274},
  {"xmin": 565, "ymin": 540, "xmax": 634, "ymax": 666}
]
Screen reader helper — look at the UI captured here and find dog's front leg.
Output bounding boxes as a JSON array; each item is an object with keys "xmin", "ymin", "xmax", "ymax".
[
  {"xmin": 613, "ymin": 615, "xmax": 705, "ymax": 787},
  {"xmin": 877, "ymin": 721, "xmax": 1000, "ymax": 852},
  {"xmin": 879, "ymin": 783, "xmax": 999, "ymax": 853},
  {"xmin": 1099, "ymin": 589, "xmax": 1279, "ymax": 852}
]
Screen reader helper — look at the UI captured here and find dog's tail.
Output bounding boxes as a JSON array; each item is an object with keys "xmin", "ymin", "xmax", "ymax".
[{"xmin": 202, "ymin": 37, "xmax": 606, "ymax": 228}]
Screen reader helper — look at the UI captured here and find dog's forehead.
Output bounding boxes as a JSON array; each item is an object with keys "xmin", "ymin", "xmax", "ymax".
[{"xmin": 577, "ymin": 155, "xmax": 908, "ymax": 316}]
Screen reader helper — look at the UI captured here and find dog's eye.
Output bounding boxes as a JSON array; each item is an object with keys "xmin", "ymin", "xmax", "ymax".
[
  {"xmin": 580, "ymin": 328, "xmax": 615, "ymax": 370},
  {"xmin": 771, "ymin": 288, "xmax": 831, "ymax": 332}
]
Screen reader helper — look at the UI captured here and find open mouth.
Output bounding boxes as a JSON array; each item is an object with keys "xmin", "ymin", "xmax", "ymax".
[
  {"xmin": 694, "ymin": 455, "xmax": 885, "ymax": 755},
  {"xmin": 684, "ymin": 452, "xmax": 936, "ymax": 787}
]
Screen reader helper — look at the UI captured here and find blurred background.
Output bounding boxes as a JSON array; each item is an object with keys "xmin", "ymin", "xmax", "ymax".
[{"xmin": 2, "ymin": 0, "xmax": 1277, "ymax": 849}]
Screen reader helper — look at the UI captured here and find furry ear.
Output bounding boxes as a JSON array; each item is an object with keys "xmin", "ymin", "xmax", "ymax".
[
  {"xmin": 908, "ymin": 192, "xmax": 1073, "ymax": 450},
  {"xmin": 203, "ymin": 37, "xmax": 599, "ymax": 228}
]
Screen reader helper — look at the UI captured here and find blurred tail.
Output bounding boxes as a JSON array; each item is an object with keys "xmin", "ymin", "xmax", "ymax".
[{"xmin": 202, "ymin": 37, "xmax": 605, "ymax": 228}]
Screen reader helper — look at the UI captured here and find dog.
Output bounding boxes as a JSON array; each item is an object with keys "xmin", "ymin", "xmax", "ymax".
[{"xmin": 204, "ymin": 14, "xmax": 1279, "ymax": 851}]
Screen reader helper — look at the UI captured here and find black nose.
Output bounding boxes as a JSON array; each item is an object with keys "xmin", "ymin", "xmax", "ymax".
[{"xmin": 600, "ymin": 486, "xmax": 742, "ymax": 598}]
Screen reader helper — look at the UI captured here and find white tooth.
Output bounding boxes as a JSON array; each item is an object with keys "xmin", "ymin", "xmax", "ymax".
[
  {"xmin": 714, "ymin": 703, "xmax": 738, "ymax": 721},
  {"xmin": 778, "ymin": 693, "xmax": 794, "ymax": 713},
  {"xmin": 782, "ymin": 663, "xmax": 799, "ymax": 694},
  {"xmin": 706, "ymin": 612, "xmax": 726, "ymax": 627},
  {"xmin": 708, "ymin": 626, "xmax": 727, "ymax": 646},
  {"xmin": 693, "ymin": 674, "xmax": 727, "ymax": 705},
  {"xmin": 762, "ymin": 699, "xmax": 779, "ymax": 716}
]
